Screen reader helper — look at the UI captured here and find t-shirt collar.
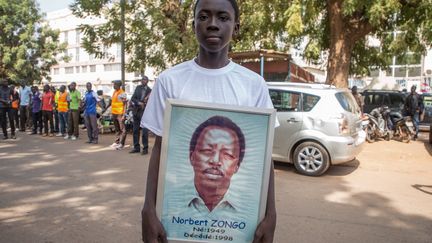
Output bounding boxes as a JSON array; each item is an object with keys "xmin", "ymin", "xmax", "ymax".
[{"xmin": 189, "ymin": 59, "xmax": 235, "ymax": 76}]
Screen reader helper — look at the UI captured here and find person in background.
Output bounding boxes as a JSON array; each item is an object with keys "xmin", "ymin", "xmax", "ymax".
[
  {"xmin": 105, "ymin": 80, "xmax": 128, "ymax": 150},
  {"xmin": 10, "ymin": 84, "xmax": 20, "ymax": 135},
  {"xmin": 30, "ymin": 86, "xmax": 42, "ymax": 135},
  {"xmin": 351, "ymin": 86, "xmax": 364, "ymax": 114},
  {"xmin": 82, "ymin": 82, "xmax": 100, "ymax": 144},
  {"xmin": 52, "ymin": 86, "xmax": 60, "ymax": 134},
  {"xmin": 41, "ymin": 84, "xmax": 55, "ymax": 137},
  {"xmin": 19, "ymin": 81, "xmax": 32, "ymax": 132},
  {"xmin": 404, "ymin": 85, "xmax": 423, "ymax": 140},
  {"xmin": 96, "ymin": 90, "xmax": 107, "ymax": 111},
  {"xmin": 65, "ymin": 82, "xmax": 81, "ymax": 140},
  {"xmin": 0, "ymin": 79, "xmax": 14, "ymax": 139},
  {"xmin": 129, "ymin": 76, "xmax": 151, "ymax": 155},
  {"xmin": 56, "ymin": 85, "xmax": 70, "ymax": 137}
]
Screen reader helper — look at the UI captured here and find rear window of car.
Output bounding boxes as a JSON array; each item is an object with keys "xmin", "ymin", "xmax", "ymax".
[
  {"xmin": 302, "ymin": 93, "xmax": 320, "ymax": 112},
  {"xmin": 269, "ymin": 89, "xmax": 301, "ymax": 112},
  {"xmin": 335, "ymin": 92, "xmax": 359, "ymax": 113},
  {"xmin": 389, "ymin": 93, "xmax": 404, "ymax": 107},
  {"xmin": 364, "ymin": 93, "xmax": 385, "ymax": 105}
]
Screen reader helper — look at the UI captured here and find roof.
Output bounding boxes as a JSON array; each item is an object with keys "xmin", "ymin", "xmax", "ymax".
[{"xmin": 229, "ymin": 49, "xmax": 291, "ymax": 61}]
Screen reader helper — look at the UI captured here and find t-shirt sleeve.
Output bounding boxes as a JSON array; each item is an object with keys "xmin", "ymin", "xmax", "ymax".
[
  {"xmin": 255, "ymin": 78, "xmax": 280, "ymax": 127},
  {"xmin": 140, "ymin": 79, "xmax": 167, "ymax": 136}
]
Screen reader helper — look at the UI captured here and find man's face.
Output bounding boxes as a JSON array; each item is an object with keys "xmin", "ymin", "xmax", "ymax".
[
  {"xmin": 193, "ymin": 0, "xmax": 239, "ymax": 54},
  {"xmin": 113, "ymin": 82, "xmax": 120, "ymax": 90},
  {"xmin": 141, "ymin": 78, "xmax": 148, "ymax": 86},
  {"xmin": 86, "ymin": 83, "xmax": 92, "ymax": 91},
  {"xmin": 59, "ymin": 86, "xmax": 65, "ymax": 92},
  {"xmin": 191, "ymin": 126, "xmax": 240, "ymax": 190},
  {"xmin": 70, "ymin": 83, "xmax": 76, "ymax": 90}
]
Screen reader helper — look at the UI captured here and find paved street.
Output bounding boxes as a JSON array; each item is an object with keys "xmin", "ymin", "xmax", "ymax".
[{"xmin": 1, "ymin": 131, "xmax": 431, "ymax": 243}]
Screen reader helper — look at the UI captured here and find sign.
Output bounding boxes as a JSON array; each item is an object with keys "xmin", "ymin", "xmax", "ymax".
[{"xmin": 156, "ymin": 99, "xmax": 276, "ymax": 243}]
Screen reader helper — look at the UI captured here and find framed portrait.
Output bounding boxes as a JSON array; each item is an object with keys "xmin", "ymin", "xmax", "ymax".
[{"xmin": 156, "ymin": 99, "xmax": 276, "ymax": 243}]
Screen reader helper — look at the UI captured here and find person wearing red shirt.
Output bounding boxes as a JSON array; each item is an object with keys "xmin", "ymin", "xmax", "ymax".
[{"xmin": 41, "ymin": 84, "xmax": 55, "ymax": 137}]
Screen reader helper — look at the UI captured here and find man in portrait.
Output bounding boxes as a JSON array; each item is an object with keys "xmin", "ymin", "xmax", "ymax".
[{"xmin": 188, "ymin": 115, "xmax": 245, "ymax": 213}]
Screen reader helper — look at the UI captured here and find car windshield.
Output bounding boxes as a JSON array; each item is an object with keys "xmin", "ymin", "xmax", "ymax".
[{"xmin": 335, "ymin": 91, "xmax": 359, "ymax": 114}]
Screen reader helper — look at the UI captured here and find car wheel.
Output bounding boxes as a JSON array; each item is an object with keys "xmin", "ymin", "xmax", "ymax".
[{"xmin": 293, "ymin": 142, "xmax": 330, "ymax": 176}]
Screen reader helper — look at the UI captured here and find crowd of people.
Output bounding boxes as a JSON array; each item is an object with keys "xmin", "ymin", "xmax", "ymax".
[{"xmin": 0, "ymin": 77, "xmax": 152, "ymax": 154}]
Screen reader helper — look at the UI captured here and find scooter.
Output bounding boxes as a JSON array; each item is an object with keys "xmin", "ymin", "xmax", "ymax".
[
  {"xmin": 365, "ymin": 106, "xmax": 391, "ymax": 143},
  {"xmin": 389, "ymin": 111, "xmax": 415, "ymax": 143}
]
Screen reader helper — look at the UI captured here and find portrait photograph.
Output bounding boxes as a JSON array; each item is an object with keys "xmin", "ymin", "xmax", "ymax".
[{"xmin": 156, "ymin": 99, "xmax": 276, "ymax": 243}]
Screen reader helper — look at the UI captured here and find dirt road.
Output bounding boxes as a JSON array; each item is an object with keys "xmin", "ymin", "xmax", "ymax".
[{"xmin": 0, "ymin": 131, "xmax": 431, "ymax": 243}]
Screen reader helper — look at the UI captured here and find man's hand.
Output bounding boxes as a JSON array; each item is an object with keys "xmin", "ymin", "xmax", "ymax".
[
  {"xmin": 141, "ymin": 205, "xmax": 167, "ymax": 243},
  {"xmin": 252, "ymin": 212, "xmax": 276, "ymax": 243},
  {"xmin": 138, "ymin": 101, "xmax": 145, "ymax": 109}
]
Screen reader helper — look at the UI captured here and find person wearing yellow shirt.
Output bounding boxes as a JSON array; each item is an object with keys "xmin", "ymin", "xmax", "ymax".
[
  {"xmin": 106, "ymin": 80, "xmax": 128, "ymax": 150},
  {"xmin": 56, "ymin": 85, "xmax": 70, "ymax": 137}
]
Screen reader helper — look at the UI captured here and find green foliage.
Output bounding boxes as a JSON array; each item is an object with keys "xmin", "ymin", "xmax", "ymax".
[
  {"xmin": 71, "ymin": 0, "xmax": 291, "ymax": 73},
  {"xmin": 0, "ymin": 0, "xmax": 66, "ymax": 84},
  {"xmin": 285, "ymin": 0, "xmax": 432, "ymax": 79}
]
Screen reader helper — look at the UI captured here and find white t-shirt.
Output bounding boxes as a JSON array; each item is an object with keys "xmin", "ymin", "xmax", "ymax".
[{"xmin": 141, "ymin": 59, "xmax": 276, "ymax": 136}]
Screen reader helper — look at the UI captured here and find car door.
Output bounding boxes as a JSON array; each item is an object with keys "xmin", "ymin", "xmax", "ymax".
[{"xmin": 269, "ymin": 89, "xmax": 303, "ymax": 161}]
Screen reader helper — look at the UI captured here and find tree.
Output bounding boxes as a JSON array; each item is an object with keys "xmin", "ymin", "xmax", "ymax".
[
  {"xmin": 0, "ymin": 0, "xmax": 67, "ymax": 84},
  {"xmin": 285, "ymin": 0, "xmax": 432, "ymax": 87},
  {"xmin": 70, "ymin": 0, "xmax": 290, "ymax": 74}
]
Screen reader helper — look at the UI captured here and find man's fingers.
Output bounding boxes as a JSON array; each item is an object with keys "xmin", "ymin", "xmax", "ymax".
[{"xmin": 252, "ymin": 226, "xmax": 264, "ymax": 243}]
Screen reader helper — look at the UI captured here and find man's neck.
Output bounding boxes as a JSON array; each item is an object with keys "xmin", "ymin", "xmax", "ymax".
[
  {"xmin": 195, "ymin": 183, "xmax": 229, "ymax": 212},
  {"xmin": 196, "ymin": 47, "xmax": 230, "ymax": 69}
]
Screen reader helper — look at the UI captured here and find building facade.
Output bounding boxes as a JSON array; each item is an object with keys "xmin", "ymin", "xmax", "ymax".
[{"xmin": 45, "ymin": 8, "xmax": 154, "ymax": 93}]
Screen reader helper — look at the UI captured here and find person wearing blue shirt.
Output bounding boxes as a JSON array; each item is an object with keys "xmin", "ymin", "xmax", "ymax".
[
  {"xmin": 82, "ymin": 82, "xmax": 100, "ymax": 144},
  {"xmin": 19, "ymin": 81, "xmax": 32, "ymax": 132}
]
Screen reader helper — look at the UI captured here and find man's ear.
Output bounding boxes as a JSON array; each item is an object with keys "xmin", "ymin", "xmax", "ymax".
[
  {"xmin": 192, "ymin": 20, "xmax": 196, "ymax": 34},
  {"xmin": 232, "ymin": 22, "xmax": 240, "ymax": 39},
  {"xmin": 190, "ymin": 152, "xmax": 195, "ymax": 166}
]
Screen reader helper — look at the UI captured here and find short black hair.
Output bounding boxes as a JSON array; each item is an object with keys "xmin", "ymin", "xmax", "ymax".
[
  {"xmin": 193, "ymin": 0, "xmax": 240, "ymax": 22},
  {"xmin": 189, "ymin": 115, "xmax": 245, "ymax": 165}
]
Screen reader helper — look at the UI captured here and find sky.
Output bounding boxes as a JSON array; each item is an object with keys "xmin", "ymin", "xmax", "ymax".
[{"xmin": 37, "ymin": 0, "xmax": 74, "ymax": 13}]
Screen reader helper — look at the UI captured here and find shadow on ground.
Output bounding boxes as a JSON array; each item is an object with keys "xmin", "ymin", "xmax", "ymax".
[
  {"xmin": 1, "ymin": 133, "xmax": 431, "ymax": 243},
  {"xmin": 0, "ymin": 133, "xmax": 148, "ymax": 242}
]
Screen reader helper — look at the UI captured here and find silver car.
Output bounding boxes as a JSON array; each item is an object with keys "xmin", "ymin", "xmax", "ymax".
[{"xmin": 268, "ymin": 82, "xmax": 366, "ymax": 176}]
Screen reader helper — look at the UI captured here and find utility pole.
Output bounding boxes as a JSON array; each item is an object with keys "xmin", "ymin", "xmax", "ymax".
[{"xmin": 120, "ymin": 0, "xmax": 125, "ymax": 90}]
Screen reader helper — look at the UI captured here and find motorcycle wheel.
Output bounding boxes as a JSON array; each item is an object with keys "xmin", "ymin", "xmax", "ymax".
[
  {"xmin": 400, "ymin": 125, "xmax": 411, "ymax": 143},
  {"xmin": 366, "ymin": 124, "xmax": 375, "ymax": 143},
  {"xmin": 385, "ymin": 132, "xmax": 391, "ymax": 141}
]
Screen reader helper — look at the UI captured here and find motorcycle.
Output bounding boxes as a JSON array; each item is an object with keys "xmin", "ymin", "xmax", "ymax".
[
  {"xmin": 365, "ymin": 106, "xmax": 391, "ymax": 143},
  {"xmin": 388, "ymin": 111, "xmax": 415, "ymax": 143}
]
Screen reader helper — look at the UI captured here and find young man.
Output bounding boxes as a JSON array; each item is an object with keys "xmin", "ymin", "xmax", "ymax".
[
  {"xmin": 351, "ymin": 86, "xmax": 364, "ymax": 114},
  {"xmin": 106, "ymin": 80, "xmax": 128, "ymax": 150},
  {"xmin": 10, "ymin": 84, "xmax": 20, "ymax": 136},
  {"xmin": 0, "ymin": 79, "xmax": 14, "ymax": 139},
  {"xmin": 52, "ymin": 86, "xmax": 60, "ymax": 134},
  {"xmin": 65, "ymin": 82, "xmax": 81, "ymax": 140},
  {"xmin": 31, "ymin": 86, "xmax": 43, "ymax": 135},
  {"xmin": 129, "ymin": 76, "xmax": 151, "ymax": 155},
  {"xmin": 18, "ymin": 81, "xmax": 32, "ymax": 132},
  {"xmin": 140, "ymin": 0, "xmax": 277, "ymax": 242},
  {"xmin": 56, "ymin": 85, "xmax": 70, "ymax": 137},
  {"xmin": 404, "ymin": 85, "xmax": 423, "ymax": 140},
  {"xmin": 82, "ymin": 82, "xmax": 100, "ymax": 144},
  {"xmin": 41, "ymin": 84, "xmax": 55, "ymax": 137}
]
